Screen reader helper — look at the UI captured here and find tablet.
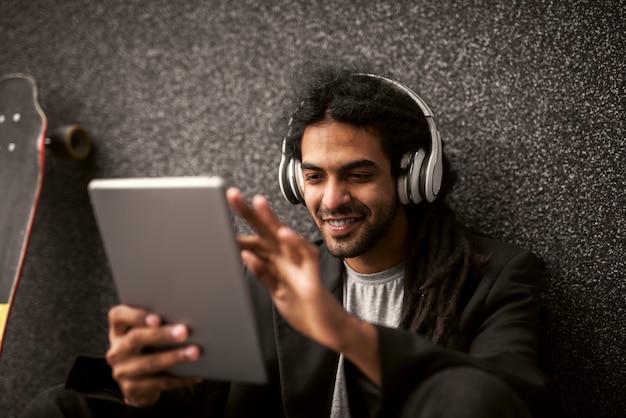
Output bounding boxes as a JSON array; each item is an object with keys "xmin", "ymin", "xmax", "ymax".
[{"xmin": 88, "ymin": 176, "xmax": 267, "ymax": 384}]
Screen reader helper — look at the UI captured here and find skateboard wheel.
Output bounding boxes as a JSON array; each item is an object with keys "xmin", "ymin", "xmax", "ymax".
[{"xmin": 47, "ymin": 124, "xmax": 92, "ymax": 160}]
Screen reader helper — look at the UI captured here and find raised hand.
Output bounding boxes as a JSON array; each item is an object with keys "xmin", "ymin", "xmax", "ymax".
[{"xmin": 226, "ymin": 188, "xmax": 381, "ymax": 385}]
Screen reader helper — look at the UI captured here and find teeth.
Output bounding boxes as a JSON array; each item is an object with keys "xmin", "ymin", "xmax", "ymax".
[{"xmin": 328, "ymin": 219, "xmax": 355, "ymax": 227}]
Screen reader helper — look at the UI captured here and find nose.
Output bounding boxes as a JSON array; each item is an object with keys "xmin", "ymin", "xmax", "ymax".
[{"xmin": 321, "ymin": 179, "xmax": 351, "ymax": 210}]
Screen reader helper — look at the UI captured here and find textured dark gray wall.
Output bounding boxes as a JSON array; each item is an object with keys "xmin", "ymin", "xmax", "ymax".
[{"xmin": 0, "ymin": 0, "xmax": 624, "ymax": 417}]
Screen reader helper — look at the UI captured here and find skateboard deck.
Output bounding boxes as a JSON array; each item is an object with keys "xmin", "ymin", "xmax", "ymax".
[
  {"xmin": 0, "ymin": 74, "xmax": 91, "ymax": 356},
  {"xmin": 0, "ymin": 74, "xmax": 46, "ymax": 354}
]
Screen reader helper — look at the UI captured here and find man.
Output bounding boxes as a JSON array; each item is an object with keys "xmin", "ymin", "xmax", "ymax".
[{"xmin": 23, "ymin": 66, "xmax": 560, "ymax": 417}]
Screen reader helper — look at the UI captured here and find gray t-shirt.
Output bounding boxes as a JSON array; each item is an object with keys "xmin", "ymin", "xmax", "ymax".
[{"xmin": 330, "ymin": 261, "xmax": 405, "ymax": 418}]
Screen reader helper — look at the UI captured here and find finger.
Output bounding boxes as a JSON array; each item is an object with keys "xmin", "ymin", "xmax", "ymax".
[
  {"xmin": 227, "ymin": 190, "xmax": 271, "ymax": 235},
  {"xmin": 276, "ymin": 225, "xmax": 302, "ymax": 242},
  {"xmin": 121, "ymin": 375, "xmax": 203, "ymax": 408},
  {"xmin": 236, "ymin": 235, "xmax": 272, "ymax": 255},
  {"xmin": 275, "ymin": 226, "xmax": 316, "ymax": 263},
  {"xmin": 241, "ymin": 250, "xmax": 277, "ymax": 290},
  {"xmin": 111, "ymin": 323, "xmax": 192, "ymax": 361},
  {"xmin": 225, "ymin": 187, "xmax": 252, "ymax": 219},
  {"xmin": 123, "ymin": 390, "xmax": 160, "ymax": 409},
  {"xmin": 227, "ymin": 189, "xmax": 281, "ymax": 240},
  {"xmin": 112, "ymin": 344, "xmax": 201, "ymax": 380},
  {"xmin": 278, "ymin": 227, "xmax": 317, "ymax": 258},
  {"xmin": 273, "ymin": 227, "xmax": 323, "ymax": 285},
  {"xmin": 109, "ymin": 305, "xmax": 161, "ymax": 337},
  {"xmin": 107, "ymin": 323, "xmax": 192, "ymax": 369},
  {"xmin": 250, "ymin": 194, "xmax": 285, "ymax": 233}
]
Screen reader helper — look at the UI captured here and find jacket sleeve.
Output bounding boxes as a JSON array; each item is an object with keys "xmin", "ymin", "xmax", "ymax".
[
  {"xmin": 64, "ymin": 356, "xmax": 230, "ymax": 416},
  {"xmin": 371, "ymin": 250, "xmax": 561, "ymax": 418}
]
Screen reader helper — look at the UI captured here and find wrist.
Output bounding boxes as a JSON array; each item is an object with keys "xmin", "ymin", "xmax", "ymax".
[
  {"xmin": 338, "ymin": 315, "xmax": 381, "ymax": 386},
  {"xmin": 338, "ymin": 315, "xmax": 377, "ymax": 356}
]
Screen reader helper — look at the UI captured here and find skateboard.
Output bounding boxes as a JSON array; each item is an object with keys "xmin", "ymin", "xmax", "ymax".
[{"xmin": 0, "ymin": 74, "xmax": 92, "ymax": 357}]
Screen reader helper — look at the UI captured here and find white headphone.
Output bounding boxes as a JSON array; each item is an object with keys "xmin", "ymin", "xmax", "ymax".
[{"xmin": 278, "ymin": 74, "xmax": 443, "ymax": 206}]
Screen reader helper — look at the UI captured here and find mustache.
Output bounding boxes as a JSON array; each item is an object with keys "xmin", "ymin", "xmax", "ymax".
[{"xmin": 316, "ymin": 203, "xmax": 370, "ymax": 220}]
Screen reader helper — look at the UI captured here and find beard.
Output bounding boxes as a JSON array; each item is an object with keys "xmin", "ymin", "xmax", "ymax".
[{"xmin": 316, "ymin": 198, "xmax": 399, "ymax": 259}]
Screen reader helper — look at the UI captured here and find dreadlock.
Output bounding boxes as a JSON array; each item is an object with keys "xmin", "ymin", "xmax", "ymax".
[{"xmin": 283, "ymin": 63, "xmax": 486, "ymax": 345}]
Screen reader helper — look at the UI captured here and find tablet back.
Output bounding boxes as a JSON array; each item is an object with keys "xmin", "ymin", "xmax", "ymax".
[{"xmin": 88, "ymin": 176, "xmax": 266, "ymax": 384}]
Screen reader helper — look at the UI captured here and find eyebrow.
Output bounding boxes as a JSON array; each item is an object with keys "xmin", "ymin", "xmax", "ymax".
[{"xmin": 301, "ymin": 159, "xmax": 380, "ymax": 172}]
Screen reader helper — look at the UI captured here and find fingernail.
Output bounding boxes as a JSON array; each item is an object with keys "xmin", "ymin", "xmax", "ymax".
[
  {"xmin": 145, "ymin": 314, "xmax": 160, "ymax": 326},
  {"xmin": 253, "ymin": 194, "xmax": 266, "ymax": 206},
  {"xmin": 278, "ymin": 226, "xmax": 292, "ymax": 236},
  {"xmin": 184, "ymin": 345, "xmax": 200, "ymax": 360},
  {"xmin": 171, "ymin": 324, "xmax": 187, "ymax": 340}
]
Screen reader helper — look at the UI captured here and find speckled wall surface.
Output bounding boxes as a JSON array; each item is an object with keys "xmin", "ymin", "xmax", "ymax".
[{"xmin": 0, "ymin": 0, "xmax": 623, "ymax": 417}]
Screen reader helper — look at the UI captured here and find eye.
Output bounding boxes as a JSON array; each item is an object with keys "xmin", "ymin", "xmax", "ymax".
[
  {"xmin": 348, "ymin": 172, "xmax": 372, "ymax": 182},
  {"xmin": 304, "ymin": 172, "xmax": 324, "ymax": 184}
]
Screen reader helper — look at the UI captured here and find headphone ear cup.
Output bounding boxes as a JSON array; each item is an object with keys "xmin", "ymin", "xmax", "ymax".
[
  {"xmin": 282, "ymin": 159, "xmax": 305, "ymax": 205},
  {"xmin": 422, "ymin": 129, "xmax": 443, "ymax": 202},
  {"xmin": 397, "ymin": 149, "xmax": 426, "ymax": 205},
  {"xmin": 291, "ymin": 159, "xmax": 305, "ymax": 204},
  {"xmin": 278, "ymin": 140, "xmax": 303, "ymax": 205},
  {"xmin": 397, "ymin": 172, "xmax": 410, "ymax": 205}
]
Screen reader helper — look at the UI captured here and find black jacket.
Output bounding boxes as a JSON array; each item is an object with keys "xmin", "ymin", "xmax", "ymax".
[{"xmin": 67, "ymin": 236, "xmax": 561, "ymax": 417}]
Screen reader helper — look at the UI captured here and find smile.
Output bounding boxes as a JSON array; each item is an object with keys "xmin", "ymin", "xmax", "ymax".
[{"xmin": 327, "ymin": 218, "xmax": 358, "ymax": 227}]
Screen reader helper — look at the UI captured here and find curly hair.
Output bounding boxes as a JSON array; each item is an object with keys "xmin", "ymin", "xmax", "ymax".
[{"xmin": 283, "ymin": 64, "xmax": 486, "ymax": 345}]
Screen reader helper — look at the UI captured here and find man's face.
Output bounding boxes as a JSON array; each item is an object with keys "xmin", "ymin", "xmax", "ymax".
[{"xmin": 300, "ymin": 121, "xmax": 408, "ymax": 271}]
